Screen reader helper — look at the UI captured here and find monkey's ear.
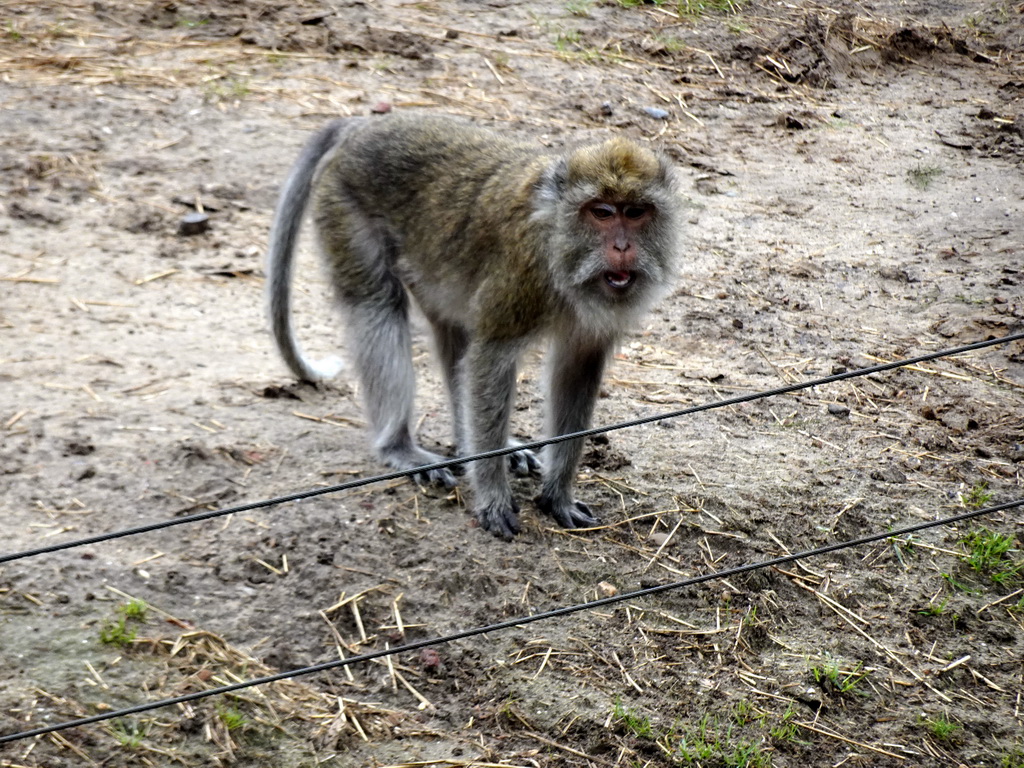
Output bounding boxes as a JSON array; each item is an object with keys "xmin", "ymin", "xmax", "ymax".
[
  {"xmin": 536, "ymin": 156, "xmax": 568, "ymax": 206},
  {"xmin": 656, "ymin": 153, "xmax": 681, "ymax": 191}
]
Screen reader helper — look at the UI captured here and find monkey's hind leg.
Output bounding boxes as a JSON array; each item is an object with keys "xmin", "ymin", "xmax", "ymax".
[
  {"xmin": 321, "ymin": 220, "xmax": 456, "ymax": 490},
  {"xmin": 345, "ymin": 292, "xmax": 457, "ymax": 489}
]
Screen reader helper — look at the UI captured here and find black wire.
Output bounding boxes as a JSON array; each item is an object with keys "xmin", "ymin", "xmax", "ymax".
[
  {"xmin": 1, "ymin": 330, "xmax": 1021, "ymax": 567},
  {"xmin": 2, "ymin": 496, "xmax": 1020, "ymax": 746}
]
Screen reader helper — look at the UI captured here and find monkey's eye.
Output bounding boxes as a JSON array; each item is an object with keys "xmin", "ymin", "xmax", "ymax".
[
  {"xmin": 624, "ymin": 205, "xmax": 649, "ymax": 220},
  {"xmin": 589, "ymin": 204, "xmax": 616, "ymax": 221}
]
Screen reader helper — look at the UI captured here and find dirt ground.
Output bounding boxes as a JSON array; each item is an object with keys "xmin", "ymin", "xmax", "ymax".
[{"xmin": 1, "ymin": 0, "xmax": 1023, "ymax": 766}]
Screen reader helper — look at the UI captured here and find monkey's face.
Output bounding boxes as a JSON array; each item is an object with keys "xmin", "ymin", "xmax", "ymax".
[
  {"xmin": 563, "ymin": 190, "xmax": 678, "ymax": 297},
  {"xmin": 581, "ymin": 200, "xmax": 656, "ymax": 296},
  {"xmin": 539, "ymin": 193, "xmax": 677, "ymax": 339},
  {"xmin": 531, "ymin": 138, "xmax": 682, "ymax": 336}
]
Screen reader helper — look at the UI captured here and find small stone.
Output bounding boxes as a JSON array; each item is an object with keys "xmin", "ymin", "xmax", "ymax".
[
  {"xmin": 597, "ymin": 581, "xmax": 618, "ymax": 597},
  {"xmin": 648, "ymin": 532, "xmax": 671, "ymax": 548},
  {"xmin": 795, "ymin": 687, "xmax": 823, "ymax": 711},
  {"xmin": 780, "ymin": 114, "xmax": 808, "ymax": 130},
  {"xmin": 178, "ymin": 212, "xmax": 209, "ymax": 236},
  {"xmin": 642, "ymin": 106, "xmax": 670, "ymax": 120},
  {"xmin": 420, "ymin": 648, "xmax": 442, "ymax": 672},
  {"xmin": 371, "ymin": 101, "xmax": 392, "ymax": 114},
  {"xmin": 600, "ymin": 101, "xmax": 614, "ymax": 116},
  {"xmin": 870, "ymin": 466, "xmax": 906, "ymax": 484},
  {"xmin": 827, "ymin": 403, "xmax": 850, "ymax": 417}
]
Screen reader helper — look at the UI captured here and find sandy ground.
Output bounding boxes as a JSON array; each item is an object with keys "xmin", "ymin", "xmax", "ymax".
[{"xmin": 1, "ymin": 1, "xmax": 1023, "ymax": 766}]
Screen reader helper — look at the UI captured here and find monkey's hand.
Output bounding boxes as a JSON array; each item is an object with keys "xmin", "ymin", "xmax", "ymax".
[
  {"xmin": 535, "ymin": 494, "xmax": 600, "ymax": 530},
  {"xmin": 506, "ymin": 440, "xmax": 541, "ymax": 477},
  {"xmin": 476, "ymin": 497, "xmax": 521, "ymax": 540}
]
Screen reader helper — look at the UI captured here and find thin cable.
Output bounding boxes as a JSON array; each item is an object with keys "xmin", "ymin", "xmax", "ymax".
[
  {"xmin": 2, "ymin": 496, "xmax": 1020, "ymax": 745},
  {"xmin": 2, "ymin": 329, "xmax": 1021, "ymax": 567}
]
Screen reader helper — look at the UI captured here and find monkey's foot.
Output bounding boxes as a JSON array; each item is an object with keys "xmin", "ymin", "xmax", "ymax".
[
  {"xmin": 414, "ymin": 465, "xmax": 458, "ymax": 489},
  {"xmin": 535, "ymin": 495, "xmax": 600, "ymax": 530},
  {"xmin": 506, "ymin": 440, "xmax": 541, "ymax": 477},
  {"xmin": 380, "ymin": 445, "xmax": 458, "ymax": 490},
  {"xmin": 476, "ymin": 498, "xmax": 521, "ymax": 540}
]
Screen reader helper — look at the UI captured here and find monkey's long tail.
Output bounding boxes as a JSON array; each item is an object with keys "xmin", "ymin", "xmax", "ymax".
[{"xmin": 265, "ymin": 119, "xmax": 351, "ymax": 382}]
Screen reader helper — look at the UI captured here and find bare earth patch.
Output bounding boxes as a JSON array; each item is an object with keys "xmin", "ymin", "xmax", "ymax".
[{"xmin": 1, "ymin": 1, "xmax": 1022, "ymax": 766}]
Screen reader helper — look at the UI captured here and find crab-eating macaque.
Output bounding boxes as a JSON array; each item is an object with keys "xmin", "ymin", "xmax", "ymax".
[{"xmin": 267, "ymin": 113, "xmax": 682, "ymax": 539}]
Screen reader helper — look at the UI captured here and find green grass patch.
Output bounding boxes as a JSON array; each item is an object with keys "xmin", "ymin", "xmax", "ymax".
[
  {"xmin": 916, "ymin": 597, "xmax": 949, "ymax": 617},
  {"xmin": 961, "ymin": 482, "xmax": 994, "ymax": 509},
  {"xmin": 671, "ymin": 714, "xmax": 771, "ymax": 766},
  {"xmin": 676, "ymin": 0, "xmax": 746, "ymax": 15},
  {"xmin": 613, "ymin": 697, "xmax": 655, "ymax": 739},
  {"xmin": 810, "ymin": 656, "xmax": 868, "ymax": 695},
  {"xmin": 961, "ymin": 526, "xmax": 1022, "ymax": 587},
  {"xmin": 769, "ymin": 705, "xmax": 808, "ymax": 746},
  {"xmin": 108, "ymin": 719, "xmax": 148, "ymax": 749},
  {"xmin": 907, "ymin": 164, "xmax": 943, "ymax": 190},
  {"xmin": 118, "ymin": 598, "xmax": 149, "ymax": 621},
  {"xmin": 565, "ymin": 0, "xmax": 594, "ymax": 16},
  {"xmin": 922, "ymin": 712, "xmax": 961, "ymax": 741},
  {"xmin": 204, "ymin": 76, "xmax": 251, "ymax": 102},
  {"xmin": 942, "ymin": 571, "xmax": 979, "ymax": 594},
  {"xmin": 1001, "ymin": 745, "xmax": 1024, "ymax": 768},
  {"xmin": 99, "ymin": 616, "xmax": 137, "ymax": 648},
  {"xmin": 100, "ymin": 599, "xmax": 149, "ymax": 647},
  {"xmin": 612, "ymin": 701, "xmax": 775, "ymax": 766},
  {"xmin": 217, "ymin": 704, "xmax": 248, "ymax": 731}
]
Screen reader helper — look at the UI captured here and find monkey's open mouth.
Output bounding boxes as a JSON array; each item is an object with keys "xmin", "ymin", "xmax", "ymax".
[{"xmin": 603, "ymin": 270, "xmax": 635, "ymax": 291}]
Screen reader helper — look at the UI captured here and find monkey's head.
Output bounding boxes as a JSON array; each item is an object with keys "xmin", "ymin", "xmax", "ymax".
[{"xmin": 535, "ymin": 138, "xmax": 682, "ymax": 334}]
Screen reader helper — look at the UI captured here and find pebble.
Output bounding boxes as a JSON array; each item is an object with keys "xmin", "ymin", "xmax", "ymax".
[
  {"xmin": 178, "ymin": 212, "xmax": 209, "ymax": 236},
  {"xmin": 648, "ymin": 532, "xmax": 672, "ymax": 548},
  {"xmin": 420, "ymin": 648, "xmax": 442, "ymax": 672},
  {"xmin": 827, "ymin": 403, "xmax": 850, "ymax": 417},
  {"xmin": 642, "ymin": 106, "xmax": 670, "ymax": 120}
]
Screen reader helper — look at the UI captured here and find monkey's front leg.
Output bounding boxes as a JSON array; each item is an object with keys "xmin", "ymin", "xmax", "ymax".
[
  {"xmin": 428, "ymin": 319, "xmax": 539, "ymax": 479},
  {"xmin": 535, "ymin": 338, "xmax": 610, "ymax": 529},
  {"xmin": 466, "ymin": 340, "xmax": 523, "ymax": 539}
]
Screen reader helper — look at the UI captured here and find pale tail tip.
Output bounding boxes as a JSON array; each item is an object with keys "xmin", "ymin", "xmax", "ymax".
[{"xmin": 307, "ymin": 355, "xmax": 345, "ymax": 381}]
